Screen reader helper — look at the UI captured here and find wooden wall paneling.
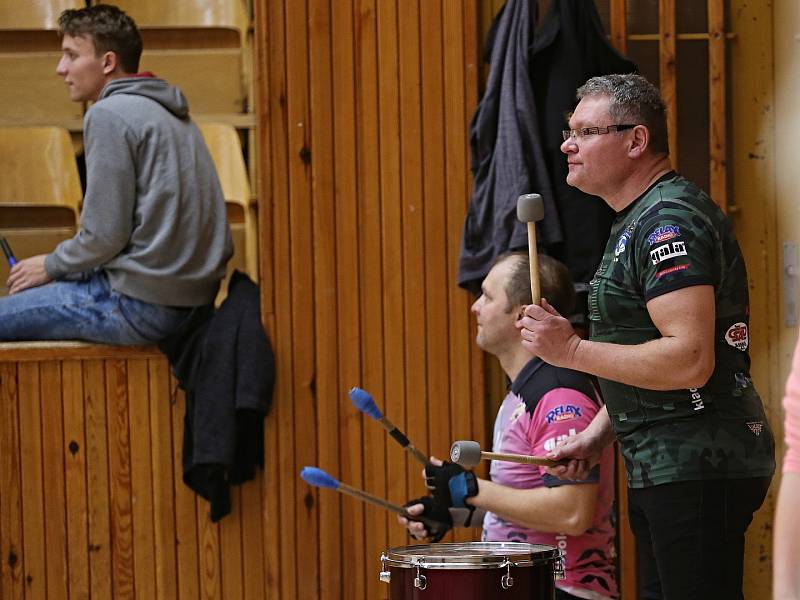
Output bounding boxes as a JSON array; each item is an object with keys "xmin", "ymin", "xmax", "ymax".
[
  {"xmin": 62, "ymin": 359, "xmax": 90, "ymax": 600},
  {"xmin": 239, "ymin": 472, "xmax": 265, "ymax": 600},
  {"xmin": 264, "ymin": 0, "xmax": 295, "ymax": 597},
  {"xmin": 420, "ymin": 0, "xmax": 452, "ymax": 472},
  {"xmin": 376, "ymin": 0, "xmax": 409, "ymax": 552},
  {"xmin": 308, "ymin": 0, "xmax": 344, "ymax": 597},
  {"xmin": 286, "ymin": 0, "xmax": 319, "ymax": 597},
  {"xmin": 729, "ymin": 1, "xmax": 779, "ymax": 597},
  {"xmin": 707, "ymin": 0, "xmax": 726, "ymax": 209},
  {"xmin": 0, "ymin": 362, "xmax": 24, "ymax": 599},
  {"xmin": 105, "ymin": 359, "xmax": 135, "ymax": 598},
  {"xmin": 658, "ymin": 0, "xmax": 678, "ymax": 168},
  {"xmin": 331, "ymin": 1, "xmax": 367, "ymax": 598},
  {"xmin": 398, "ymin": 0, "xmax": 429, "ymax": 532},
  {"xmin": 148, "ymin": 359, "xmax": 178, "ymax": 600},
  {"xmin": 219, "ymin": 493, "xmax": 244, "ymax": 600},
  {"xmin": 18, "ymin": 362, "xmax": 46, "ymax": 599},
  {"xmin": 39, "ymin": 361, "xmax": 68, "ymax": 600},
  {"xmin": 170, "ymin": 388, "xmax": 200, "ymax": 600},
  {"xmin": 127, "ymin": 359, "xmax": 156, "ymax": 599},
  {"xmin": 84, "ymin": 360, "xmax": 112, "ymax": 599},
  {"xmin": 443, "ymin": 0, "xmax": 476, "ymax": 544},
  {"xmin": 610, "ymin": 0, "xmax": 628, "ymax": 54},
  {"xmin": 355, "ymin": 1, "xmax": 390, "ymax": 595},
  {"xmin": 196, "ymin": 500, "xmax": 221, "ymax": 599}
]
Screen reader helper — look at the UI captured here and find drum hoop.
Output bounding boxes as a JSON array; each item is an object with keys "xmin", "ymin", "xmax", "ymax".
[{"xmin": 381, "ymin": 542, "xmax": 561, "ymax": 570}]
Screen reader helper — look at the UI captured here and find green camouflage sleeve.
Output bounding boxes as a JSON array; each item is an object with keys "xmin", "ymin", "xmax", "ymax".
[{"xmin": 634, "ymin": 200, "xmax": 719, "ymax": 302}]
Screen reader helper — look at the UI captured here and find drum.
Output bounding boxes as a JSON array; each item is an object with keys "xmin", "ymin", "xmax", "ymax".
[{"xmin": 379, "ymin": 541, "xmax": 563, "ymax": 600}]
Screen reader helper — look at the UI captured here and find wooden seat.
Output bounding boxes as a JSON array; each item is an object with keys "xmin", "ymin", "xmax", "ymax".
[
  {"xmin": 0, "ymin": 1, "xmax": 85, "ymax": 128},
  {"xmin": 198, "ymin": 122, "xmax": 257, "ymax": 303},
  {"xmin": 0, "ymin": 126, "xmax": 81, "ymax": 296},
  {"xmin": 0, "ymin": 0, "xmax": 83, "ymax": 31},
  {"xmin": 111, "ymin": 0, "xmax": 249, "ymax": 115}
]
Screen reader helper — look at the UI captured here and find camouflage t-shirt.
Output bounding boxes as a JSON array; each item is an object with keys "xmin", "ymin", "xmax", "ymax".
[{"xmin": 589, "ymin": 172, "xmax": 775, "ymax": 488}]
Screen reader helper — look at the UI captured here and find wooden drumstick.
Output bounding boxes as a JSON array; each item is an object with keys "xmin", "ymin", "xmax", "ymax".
[
  {"xmin": 349, "ymin": 387, "xmax": 429, "ymax": 465},
  {"xmin": 516, "ymin": 194, "xmax": 545, "ymax": 304},
  {"xmin": 450, "ymin": 440, "xmax": 560, "ymax": 468},
  {"xmin": 300, "ymin": 466, "xmax": 445, "ymax": 531}
]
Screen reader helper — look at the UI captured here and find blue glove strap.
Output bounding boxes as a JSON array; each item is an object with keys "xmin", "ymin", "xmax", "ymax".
[{"xmin": 448, "ymin": 472, "xmax": 472, "ymax": 508}]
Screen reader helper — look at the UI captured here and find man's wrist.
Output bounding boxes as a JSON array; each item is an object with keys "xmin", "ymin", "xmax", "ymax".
[{"xmin": 448, "ymin": 471, "xmax": 478, "ymax": 508}]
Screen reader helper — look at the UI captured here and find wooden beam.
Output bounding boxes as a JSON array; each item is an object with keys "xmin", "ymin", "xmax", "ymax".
[
  {"xmin": 659, "ymin": 0, "xmax": 678, "ymax": 168},
  {"xmin": 708, "ymin": 0, "xmax": 727, "ymax": 210},
  {"xmin": 610, "ymin": 0, "xmax": 628, "ymax": 55}
]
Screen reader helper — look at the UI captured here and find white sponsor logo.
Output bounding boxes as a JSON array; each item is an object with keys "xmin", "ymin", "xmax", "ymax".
[
  {"xmin": 650, "ymin": 241, "xmax": 688, "ymax": 265},
  {"xmin": 543, "ymin": 428, "xmax": 578, "ymax": 452},
  {"xmin": 725, "ymin": 322, "xmax": 749, "ymax": 351},
  {"xmin": 688, "ymin": 387, "xmax": 705, "ymax": 411},
  {"xmin": 746, "ymin": 421, "xmax": 763, "ymax": 436}
]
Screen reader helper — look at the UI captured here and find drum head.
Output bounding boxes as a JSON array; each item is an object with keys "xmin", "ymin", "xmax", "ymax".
[{"xmin": 382, "ymin": 542, "xmax": 559, "ymax": 570}]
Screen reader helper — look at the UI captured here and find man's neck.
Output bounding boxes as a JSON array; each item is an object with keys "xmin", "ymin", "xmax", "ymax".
[
  {"xmin": 606, "ymin": 156, "xmax": 673, "ymax": 212},
  {"xmin": 498, "ymin": 346, "xmax": 535, "ymax": 384}
]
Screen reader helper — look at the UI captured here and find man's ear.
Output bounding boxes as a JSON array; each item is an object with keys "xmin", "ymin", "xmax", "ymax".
[
  {"xmin": 627, "ymin": 124, "xmax": 650, "ymax": 159},
  {"xmin": 101, "ymin": 51, "xmax": 119, "ymax": 75}
]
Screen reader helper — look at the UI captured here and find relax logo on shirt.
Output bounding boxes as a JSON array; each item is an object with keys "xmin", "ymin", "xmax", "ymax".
[
  {"xmin": 545, "ymin": 405, "xmax": 582, "ymax": 424},
  {"xmin": 647, "ymin": 225, "xmax": 681, "ymax": 246}
]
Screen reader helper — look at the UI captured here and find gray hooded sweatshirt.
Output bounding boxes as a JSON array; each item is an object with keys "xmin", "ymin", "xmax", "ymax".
[{"xmin": 45, "ymin": 77, "xmax": 233, "ymax": 306}]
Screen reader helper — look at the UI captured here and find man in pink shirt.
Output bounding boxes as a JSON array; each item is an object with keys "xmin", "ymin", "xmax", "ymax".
[
  {"xmin": 401, "ymin": 252, "xmax": 617, "ymax": 600},
  {"xmin": 774, "ymin": 336, "xmax": 800, "ymax": 599}
]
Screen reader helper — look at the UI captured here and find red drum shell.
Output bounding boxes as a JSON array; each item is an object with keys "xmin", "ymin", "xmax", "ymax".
[{"xmin": 381, "ymin": 542, "xmax": 559, "ymax": 600}]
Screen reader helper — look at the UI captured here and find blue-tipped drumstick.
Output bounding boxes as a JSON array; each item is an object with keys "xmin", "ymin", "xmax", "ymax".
[
  {"xmin": 0, "ymin": 237, "xmax": 17, "ymax": 267},
  {"xmin": 349, "ymin": 387, "xmax": 429, "ymax": 465},
  {"xmin": 300, "ymin": 466, "xmax": 445, "ymax": 530}
]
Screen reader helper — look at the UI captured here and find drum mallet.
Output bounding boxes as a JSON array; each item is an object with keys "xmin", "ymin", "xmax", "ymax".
[
  {"xmin": 349, "ymin": 387, "xmax": 429, "ymax": 465},
  {"xmin": 516, "ymin": 194, "xmax": 544, "ymax": 304},
  {"xmin": 450, "ymin": 440, "xmax": 560, "ymax": 468},
  {"xmin": 300, "ymin": 466, "xmax": 445, "ymax": 530}
]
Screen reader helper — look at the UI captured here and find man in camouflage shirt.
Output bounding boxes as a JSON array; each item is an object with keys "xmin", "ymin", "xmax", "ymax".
[{"xmin": 517, "ymin": 74, "xmax": 774, "ymax": 600}]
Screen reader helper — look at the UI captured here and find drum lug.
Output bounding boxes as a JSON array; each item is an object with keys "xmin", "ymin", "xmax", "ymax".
[
  {"xmin": 554, "ymin": 552, "xmax": 566, "ymax": 581},
  {"xmin": 379, "ymin": 553, "xmax": 391, "ymax": 584},
  {"xmin": 500, "ymin": 559, "xmax": 514, "ymax": 589},
  {"xmin": 413, "ymin": 565, "xmax": 427, "ymax": 590}
]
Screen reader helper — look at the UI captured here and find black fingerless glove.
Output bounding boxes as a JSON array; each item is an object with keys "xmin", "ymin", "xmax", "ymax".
[
  {"xmin": 404, "ymin": 496, "xmax": 452, "ymax": 542},
  {"xmin": 424, "ymin": 461, "xmax": 466, "ymax": 506}
]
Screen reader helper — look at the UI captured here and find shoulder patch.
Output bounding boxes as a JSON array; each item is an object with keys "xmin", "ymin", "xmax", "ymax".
[
  {"xmin": 725, "ymin": 322, "xmax": 749, "ymax": 351},
  {"xmin": 647, "ymin": 225, "xmax": 681, "ymax": 246}
]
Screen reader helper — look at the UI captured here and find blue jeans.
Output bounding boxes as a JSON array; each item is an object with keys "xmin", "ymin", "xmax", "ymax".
[{"xmin": 0, "ymin": 271, "xmax": 193, "ymax": 345}]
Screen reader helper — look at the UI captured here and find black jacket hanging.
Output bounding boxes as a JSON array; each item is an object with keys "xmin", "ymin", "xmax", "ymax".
[{"xmin": 458, "ymin": 0, "xmax": 636, "ymax": 294}]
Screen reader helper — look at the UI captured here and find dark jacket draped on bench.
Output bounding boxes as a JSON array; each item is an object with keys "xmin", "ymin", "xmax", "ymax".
[{"xmin": 159, "ymin": 270, "xmax": 275, "ymax": 521}]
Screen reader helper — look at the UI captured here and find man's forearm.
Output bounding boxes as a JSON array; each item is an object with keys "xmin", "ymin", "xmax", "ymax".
[{"xmin": 569, "ymin": 336, "xmax": 712, "ymax": 391}]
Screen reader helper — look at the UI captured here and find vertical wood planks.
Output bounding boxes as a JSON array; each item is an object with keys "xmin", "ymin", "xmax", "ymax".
[
  {"xmin": 62, "ymin": 360, "xmax": 90, "ymax": 600},
  {"xmin": 0, "ymin": 363, "xmax": 24, "ymax": 600},
  {"xmin": 18, "ymin": 362, "xmax": 46, "ymax": 599},
  {"xmin": 708, "ymin": 0, "xmax": 727, "ymax": 210},
  {"xmin": 39, "ymin": 361, "xmax": 68, "ymax": 600},
  {"xmin": 148, "ymin": 359, "xmax": 178, "ymax": 600},
  {"xmin": 659, "ymin": 0, "xmax": 678, "ymax": 168},
  {"xmin": 354, "ymin": 1, "xmax": 390, "ymax": 595},
  {"xmin": 610, "ymin": 0, "xmax": 628, "ymax": 55}
]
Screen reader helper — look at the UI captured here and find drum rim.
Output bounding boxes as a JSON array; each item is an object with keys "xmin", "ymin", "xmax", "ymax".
[{"xmin": 381, "ymin": 542, "xmax": 561, "ymax": 570}]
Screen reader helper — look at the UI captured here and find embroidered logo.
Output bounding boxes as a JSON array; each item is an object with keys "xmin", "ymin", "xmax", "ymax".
[
  {"xmin": 650, "ymin": 241, "xmax": 688, "ymax": 265},
  {"xmin": 647, "ymin": 225, "xmax": 681, "ymax": 246},
  {"xmin": 746, "ymin": 421, "xmax": 763, "ymax": 436},
  {"xmin": 614, "ymin": 232, "xmax": 630, "ymax": 257},
  {"xmin": 725, "ymin": 322, "xmax": 749, "ymax": 351}
]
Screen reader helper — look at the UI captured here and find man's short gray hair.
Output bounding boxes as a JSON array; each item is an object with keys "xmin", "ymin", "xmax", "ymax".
[{"xmin": 576, "ymin": 74, "xmax": 669, "ymax": 155}]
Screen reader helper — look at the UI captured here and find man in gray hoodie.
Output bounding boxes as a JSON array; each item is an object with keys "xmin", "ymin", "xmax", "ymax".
[{"xmin": 0, "ymin": 4, "xmax": 232, "ymax": 344}]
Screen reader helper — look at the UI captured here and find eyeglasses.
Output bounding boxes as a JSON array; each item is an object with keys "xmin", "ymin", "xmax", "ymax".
[{"xmin": 561, "ymin": 124, "xmax": 637, "ymax": 141}]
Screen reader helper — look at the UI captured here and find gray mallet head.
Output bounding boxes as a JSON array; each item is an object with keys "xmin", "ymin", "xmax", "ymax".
[
  {"xmin": 450, "ymin": 440, "xmax": 482, "ymax": 468},
  {"xmin": 517, "ymin": 193, "xmax": 544, "ymax": 223}
]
